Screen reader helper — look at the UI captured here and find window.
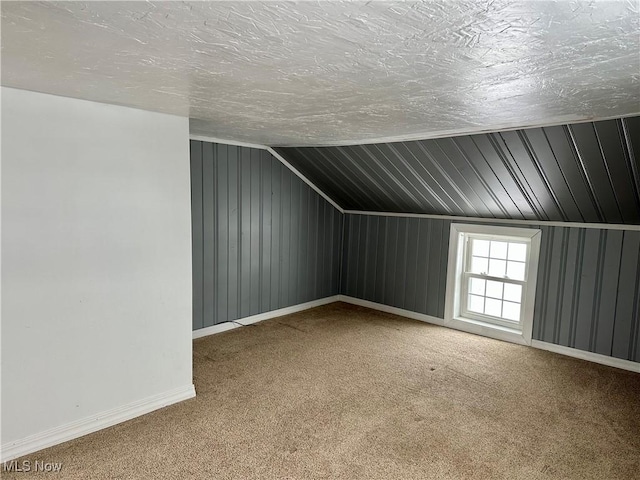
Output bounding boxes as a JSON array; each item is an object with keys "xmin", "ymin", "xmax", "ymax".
[{"xmin": 445, "ymin": 224, "xmax": 541, "ymax": 345}]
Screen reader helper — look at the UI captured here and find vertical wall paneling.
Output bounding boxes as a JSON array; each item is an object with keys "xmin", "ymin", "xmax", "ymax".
[
  {"xmin": 270, "ymin": 163, "xmax": 281, "ymax": 308},
  {"xmin": 594, "ymin": 230, "xmax": 623, "ymax": 356},
  {"xmin": 405, "ymin": 219, "xmax": 419, "ymax": 312},
  {"xmin": 239, "ymin": 147, "xmax": 251, "ymax": 318},
  {"xmin": 374, "ymin": 216, "xmax": 387, "ymax": 302},
  {"xmin": 216, "ymin": 144, "xmax": 229, "ymax": 324},
  {"xmin": 202, "ymin": 142, "xmax": 216, "ymax": 328},
  {"xmin": 190, "ymin": 141, "xmax": 204, "ymax": 330},
  {"xmin": 342, "ymin": 213, "xmax": 640, "ymax": 363},
  {"xmin": 280, "ymin": 168, "xmax": 291, "ymax": 309},
  {"xmin": 385, "ymin": 216, "xmax": 398, "ymax": 307},
  {"xmin": 227, "ymin": 146, "xmax": 240, "ymax": 321},
  {"xmin": 190, "ymin": 141, "xmax": 343, "ymax": 328},
  {"xmin": 341, "ymin": 214, "xmax": 450, "ymax": 318},
  {"xmin": 573, "ymin": 229, "xmax": 600, "ymax": 351},
  {"xmin": 426, "ymin": 219, "xmax": 444, "ymax": 317},
  {"xmin": 611, "ymin": 231, "xmax": 640, "ymax": 360},
  {"xmin": 534, "ymin": 228, "xmax": 640, "ymax": 361},
  {"xmin": 249, "ymin": 149, "xmax": 260, "ymax": 316}
]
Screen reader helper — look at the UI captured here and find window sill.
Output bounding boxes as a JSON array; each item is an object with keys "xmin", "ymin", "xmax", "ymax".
[{"xmin": 445, "ymin": 316, "xmax": 530, "ymax": 346}]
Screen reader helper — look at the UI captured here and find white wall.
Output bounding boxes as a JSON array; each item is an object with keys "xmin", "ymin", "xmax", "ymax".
[{"xmin": 1, "ymin": 87, "xmax": 194, "ymax": 459}]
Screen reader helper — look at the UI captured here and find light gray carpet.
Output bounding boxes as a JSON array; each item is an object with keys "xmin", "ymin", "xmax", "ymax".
[{"xmin": 6, "ymin": 302, "xmax": 640, "ymax": 479}]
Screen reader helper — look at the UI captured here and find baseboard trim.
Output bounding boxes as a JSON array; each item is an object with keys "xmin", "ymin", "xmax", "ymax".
[
  {"xmin": 0, "ymin": 384, "xmax": 196, "ymax": 462},
  {"xmin": 337, "ymin": 295, "xmax": 445, "ymax": 326},
  {"xmin": 192, "ymin": 321, "xmax": 242, "ymax": 339},
  {"xmin": 531, "ymin": 340, "xmax": 640, "ymax": 373},
  {"xmin": 192, "ymin": 295, "xmax": 340, "ymax": 339},
  {"xmin": 338, "ymin": 296, "xmax": 639, "ymax": 374}
]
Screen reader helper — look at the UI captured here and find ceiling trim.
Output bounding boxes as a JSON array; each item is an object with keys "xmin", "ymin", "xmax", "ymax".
[
  {"xmin": 189, "ymin": 134, "xmax": 267, "ymax": 151},
  {"xmin": 343, "ymin": 210, "xmax": 640, "ymax": 232},
  {"xmin": 276, "ymin": 112, "xmax": 640, "ymax": 148},
  {"xmin": 266, "ymin": 147, "xmax": 344, "ymax": 214},
  {"xmin": 189, "ymin": 134, "xmax": 344, "ymax": 214}
]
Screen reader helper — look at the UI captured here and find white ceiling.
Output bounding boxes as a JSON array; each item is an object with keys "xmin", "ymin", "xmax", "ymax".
[{"xmin": 2, "ymin": 1, "xmax": 639, "ymax": 147}]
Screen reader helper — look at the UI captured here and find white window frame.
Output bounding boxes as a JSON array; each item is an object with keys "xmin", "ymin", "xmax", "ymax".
[{"xmin": 444, "ymin": 223, "xmax": 542, "ymax": 345}]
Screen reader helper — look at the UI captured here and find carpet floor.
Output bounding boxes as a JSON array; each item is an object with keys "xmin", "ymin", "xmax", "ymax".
[{"xmin": 5, "ymin": 302, "xmax": 640, "ymax": 479}]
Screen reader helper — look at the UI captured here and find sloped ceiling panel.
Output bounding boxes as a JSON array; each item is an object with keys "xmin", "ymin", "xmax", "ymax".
[{"xmin": 276, "ymin": 116, "xmax": 640, "ymax": 224}]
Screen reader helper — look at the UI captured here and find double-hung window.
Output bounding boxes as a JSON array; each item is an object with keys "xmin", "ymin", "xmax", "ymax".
[{"xmin": 445, "ymin": 224, "xmax": 541, "ymax": 345}]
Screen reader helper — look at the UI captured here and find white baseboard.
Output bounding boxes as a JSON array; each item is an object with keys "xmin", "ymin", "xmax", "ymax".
[
  {"xmin": 531, "ymin": 340, "xmax": 640, "ymax": 374},
  {"xmin": 0, "ymin": 384, "xmax": 196, "ymax": 462},
  {"xmin": 192, "ymin": 295, "xmax": 340, "ymax": 339},
  {"xmin": 192, "ymin": 321, "xmax": 242, "ymax": 339},
  {"xmin": 337, "ymin": 295, "xmax": 445, "ymax": 326},
  {"xmin": 338, "ymin": 295, "xmax": 639, "ymax": 374}
]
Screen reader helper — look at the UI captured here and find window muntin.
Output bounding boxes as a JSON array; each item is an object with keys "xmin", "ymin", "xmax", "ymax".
[
  {"xmin": 460, "ymin": 234, "xmax": 531, "ymax": 329},
  {"xmin": 445, "ymin": 223, "xmax": 541, "ymax": 345}
]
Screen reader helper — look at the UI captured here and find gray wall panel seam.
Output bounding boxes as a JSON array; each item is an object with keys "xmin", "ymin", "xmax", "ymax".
[
  {"xmin": 593, "ymin": 125, "xmax": 625, "ymax": 222},
  {"xmin": 314, "ymin": 147, "xmax": 381, "ymax": 209},
  {"xmin": 431, "ymin": 139, "xmax": 492, "ymax": 216},
  {"xmin": 538, "ymin": 226, "xmax": 554, "ymax": 341},
  {"xmin": 413, "ymin": 141, "xmax": 478, "ymax": 214},
  {"xmin": 451, "ymin": 137, "xmax": 510, "ymax": 218},
  {"xmin": 541, "ymin": 128, "xmax": 585, "ymax": 222},
  {"xmin": 619, "ymin": 119, "xmax": 640, "ymax": 215},
  {"xmin": 569, "ymin": 229, "xmax": 585, "ymax": 347},
  {"xmin": 357, "ymin": 146, "xmax": 429, "ymax": 211},
  {"xmin": 367, "ymin": 144, "xmax": 431, "ymax": 211},
  {"xmin": 337, "ymin": 146, "xmax": 399, "ymax": 210},
  {"xmin": 630, "ymin": 251, "xmax": 640, "ymax": 361},
  {"xmin": 519, "ymin": 130, "xmax": 567, "ymax": 221},
  {"xmin": 492, "ymin": 133, "xmax": 544, "ymax": 220},
  {"xmin": 345, "ymin": 146, "xmax": 415, "ymax": 209},
  {"xmin": 589, "ymin": 230, "xmax": 607, "ymax": 351},
  {"xmin": 565, "ymin": 125, "xmax": 605, "ymax": 222},
  {"xmin": 470, "ymin": 135, "xmax": 526, "ymax": 218},
  {"xmin": 387, "ymin": 142, "xmax": 455, "ymax": 213},
  {"xmin": 401, "ymin": 219, "xmax": 409, "ymax": 308},
  {"xmin": 553, "ymin": 228, "xmax": 569, "ymax": 345}
]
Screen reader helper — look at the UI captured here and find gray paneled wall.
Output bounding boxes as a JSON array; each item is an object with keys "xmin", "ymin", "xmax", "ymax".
[
  {"xmin": 341, "ymin": 214, "xmax": 451, "ymax": 319},
  {"xmin": 534, "ymin": 227, "xmax": 640, "ymax": 362},
  {"xmin": 190, "ymin": 141, "xmax": 343, "ymax": 330},
  {"xmin": 342, "ymin": 214, "xmax": 640, "ymax": 363}
]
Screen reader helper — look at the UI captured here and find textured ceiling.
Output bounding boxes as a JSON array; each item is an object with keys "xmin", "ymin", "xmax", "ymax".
[
  {"xmin": 2, "ymin": 1, "xmax": 639, "ymax": 147},
  {"xmin": 277, "ymin": 116, "xmax": 640, "ymax": 224}
]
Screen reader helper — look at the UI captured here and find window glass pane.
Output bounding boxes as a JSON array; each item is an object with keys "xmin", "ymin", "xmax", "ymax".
[
  {"xmin": 486, "ymin": 280, "xmax": 503, "ymax": 299},
  {"xmin": 508, "ymin": 243, "xmax": 527, "ymax": 262},
  {"xmin": 506, "ymin": 261, "xmax": 526, "ymax": 281},
  {"xmin": 471, "ymin": 256, "xmax": 488, "ymax": 274},
  {"xmin": 490, "ymin": 241, "xmax": 508, "ymax": 259},
  {"xmin": 472, "ymin": 239, "xmax": 490, "ymax": 257},
  {"xmin": 469, "ymin": 277, "xmax": 486, "ymax": 296},
  {"xmin": 488, "ymin": 259, "xmax": 506, "ymax": 277},
  {"xmin": 485, "ymin": 298, "xmax": 502, "ymax": 317},
  {"xmin": 455, "ymin": 227, "xmax": 539, "ymax": 331},
  {"xmin": 502, "ymin": 301, "xmax": 521, "ymax": 321},
  {"xmin": 468, "ymin": 295, "xmax": 485, "ymax": 313},
  {"xmin": 503, "ymin": 283, "xmax": 522, "ymax": 303}
]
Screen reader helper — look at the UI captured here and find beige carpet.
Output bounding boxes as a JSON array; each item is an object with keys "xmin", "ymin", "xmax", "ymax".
[{"xmin": 5, "ymin": 302, "xmax": 640, "ymax": 479}]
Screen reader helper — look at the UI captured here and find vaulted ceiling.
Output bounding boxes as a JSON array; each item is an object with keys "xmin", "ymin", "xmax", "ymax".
[
  {"xmin": 2, "ymin": 1, "xmax": 639, "ymax": 147},
  {"xmin": 277, "ymin": 116, "xmax": 640, "ymax": 224},
  {"xmin": 3, "ymin": 1, "xmax": 639, "ymax": 224}
]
